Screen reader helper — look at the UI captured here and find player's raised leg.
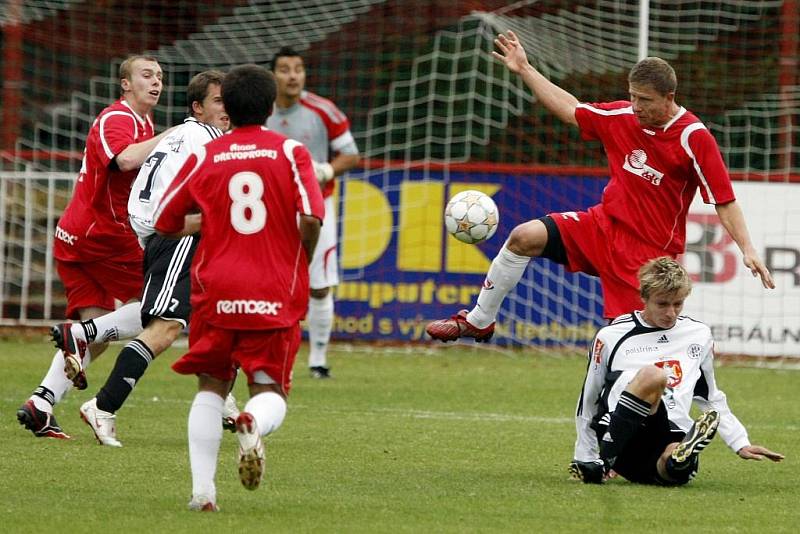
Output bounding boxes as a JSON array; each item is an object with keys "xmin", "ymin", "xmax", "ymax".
[{"xmin": 426, "ymin": 219, "xmax": 548, "ymax": 342}]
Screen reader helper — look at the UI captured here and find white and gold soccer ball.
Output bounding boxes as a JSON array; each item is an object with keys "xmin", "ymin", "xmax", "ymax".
[{"xmin": 444, "ymin": 190, "xmax": 499, "ymax": 244}]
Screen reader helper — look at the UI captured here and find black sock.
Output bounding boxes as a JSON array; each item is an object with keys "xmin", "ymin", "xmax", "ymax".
[
  {"xmin": 600, "ymin": 391, "xmax": 651, "ymax": 467},
  {"xmin": 33, "ymin": 385, "xmax": 56, "ymax": 407},
  {"xmin": 80, "ymin": 320, "xmax": 98, "ymax": 343},
  {"xmin": 96, "ymin": 340, "xmax": 153, "ymax": 413}
]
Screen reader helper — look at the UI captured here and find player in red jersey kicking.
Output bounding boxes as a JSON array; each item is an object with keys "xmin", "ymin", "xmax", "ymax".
[
  {"xmin": 155, "ymin": 64, "xmax": 324, "ymax": 511},
  {"xmin": 427, "ymin": 30, "xmax": 773, "ymax": 343}
]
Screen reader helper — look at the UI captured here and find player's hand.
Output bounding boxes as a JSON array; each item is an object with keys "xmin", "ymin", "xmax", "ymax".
[
  {"xmin": 737, "ymin": 444, "xmax": 784, "ymax": 462},
  {"xmin": 743, "ymin": 253, "xmax": 775, "ymax": 289},
  {"xmin": 491, "ymin": 30, "xmax": 531, "ymax": 74},
  {"xmin": 312, "ymin": 161, "xmax": 334, "ymax": 185}
]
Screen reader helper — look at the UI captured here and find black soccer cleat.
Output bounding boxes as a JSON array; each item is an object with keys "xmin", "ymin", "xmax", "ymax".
[
  {"xmin": 568, "ymin": 460, "xmax": 607, "ymax": 484},
  {"xmin": 309, "ymin": 366, "xmax": 332, "ymax": 379},
  {"xmin": 671, "ymin": 410, "xmax": 719, "ymax": 464},
  {"xmin": 16, "ymin": 400, "xmax": 71, "ymax": 439}
]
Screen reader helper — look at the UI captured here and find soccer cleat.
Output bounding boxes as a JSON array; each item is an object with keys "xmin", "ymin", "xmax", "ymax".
[
  {"xmin": 188, "ymin": 495, "xmax": 219, "ymax": 512},
  {"xmin": 51, "ymin": 322, "xmax": 88, "ymax": 390},
  {"xmin": 235, "ymin": 412, "xmax": 264, "ymax": 490},
  {"xmin": 16, "ymin": 400, "xmax": 71, "ymax": 439},
  {"xmin": 568, "ymin": 459, "xmax": 607, "ymax": 484},
  {"xmin": 309, "ymin": 366, "xmax": 332, "ymax": 379},
  {"xmin": 79, "ymin": 398, "xmax": 122, "ymax": 447},
  {"xmin": 425, "ymin": 309, "xmax": 495, "ymax": 343},
  {"xmin": 222, "ymin": 393, "xmax": 240, "ymax": 433},
  {"xmin": 671, "ymin": 410, "xmax": 719, "ymax": 463}
]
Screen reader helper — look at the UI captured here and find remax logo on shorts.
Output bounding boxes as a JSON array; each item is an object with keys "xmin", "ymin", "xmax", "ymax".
[
  {"xmin": 623, "ymin": 149, "xmax": 664, "ymax": 185},
  {"xmin": 216, "ymin": 299, "xmax": 283, "ymax": 315}
]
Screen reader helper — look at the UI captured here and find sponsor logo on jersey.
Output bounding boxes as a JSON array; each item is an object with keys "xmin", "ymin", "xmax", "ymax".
[
  {"xmin": 560, "ymin": 211, "xmax": 580, "ymax": 221},
  {"xmin": 624, "ymin": 345, "xmax": 659, "ymax": 355},
  {"xmin": 687, "ymin": 343, "xmax": 703, "ymax": 359},
  {"xmin": 623, "ymin": 149, "xmax": 664, "ymax": 185},
  {"xmin": 482, "ymin": 278, "xmax": 494, "ymax": 290},
  {"xmin": 216, "ymin": 299, "xmax": 283, "ymax": 315},
  {"xmin": 55, "ymin": 226, "xmax": 78, "ymax": 246},
  {"xmin": 657, "ymin": 334, "xmax": 669, "ymax": 343},
  {"xmin": 655, "ymin": 359, "xmax": 683, "ymax": 388}
]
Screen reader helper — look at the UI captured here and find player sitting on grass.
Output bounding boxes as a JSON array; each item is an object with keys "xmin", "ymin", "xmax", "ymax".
[{"xmin": 570, "ymin": 257, "xmax": 783, "ymax": 485}]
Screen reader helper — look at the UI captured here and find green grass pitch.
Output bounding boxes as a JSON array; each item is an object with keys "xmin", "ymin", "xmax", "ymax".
[{"xmin": 1, "ymin": 339, "xmax": 797, "ymax": 532}]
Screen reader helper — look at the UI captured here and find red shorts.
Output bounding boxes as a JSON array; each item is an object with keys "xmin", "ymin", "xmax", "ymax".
[
  {"xmin": 549, "ymin": 206, "xmax": 676, "ymax": 319},
  {"xmin": 56, "ymin": 258, "xmax": 143, "ymax": 319},
  {"xmin": 172, "ymin": 320, "xmax": 301, "ymax": 395}
]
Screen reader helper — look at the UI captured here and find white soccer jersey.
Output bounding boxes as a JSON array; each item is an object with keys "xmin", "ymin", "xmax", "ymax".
[
  {"xmin": 573, "ymin": 311, "xmax": 750, "ymax": 463},
  {"xmin": 128, "ymin": 117, "xmax": 222, "ymax": 241}
]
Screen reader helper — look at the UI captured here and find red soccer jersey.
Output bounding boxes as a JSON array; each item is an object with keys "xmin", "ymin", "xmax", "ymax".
[
  {"xmin": 575, "ymin": 101, "xmax": 735, "ymax": 254},
  {"xmin": 154, "ymin": 125, "xmax": 325, "ymax": 330},
  {"xmin": 54, "ymin": 99, "xmax": 154, "ymax": 262}
]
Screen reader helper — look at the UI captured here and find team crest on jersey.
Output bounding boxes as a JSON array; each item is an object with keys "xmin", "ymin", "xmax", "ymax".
[
  {"xmin": 593, "ymin": 339, "xmax": 605, "ymax": 366},
  {"xmin": 655, "ymin": 359, "xmax": 683, "ymax": 388},
  {"xmin": 623, "ymin": 149, "xmax": 664, "ymax": 186},
  {"xmin": 687, "ymin": 343, "xmax": 703, "ymax": 359}
]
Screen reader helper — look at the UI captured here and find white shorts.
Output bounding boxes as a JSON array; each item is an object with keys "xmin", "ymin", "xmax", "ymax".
[{"xmin": 309, "ymin": 195, "xmax": 339, "ymax": 290}]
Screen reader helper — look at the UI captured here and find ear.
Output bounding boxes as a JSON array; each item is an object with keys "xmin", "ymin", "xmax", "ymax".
[
  {"xmin": 191, "ymin": 100, "xmax": 203, "ymax": 117},
  {"xmin": 121, "ymin": 78, "xmax": 131, "ymax": 92}
]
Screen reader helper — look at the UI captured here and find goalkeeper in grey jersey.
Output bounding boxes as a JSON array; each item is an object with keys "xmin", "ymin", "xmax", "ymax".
[{"xmin": 571, "ymin": 257, "xmax": 783, "ymax": 485}]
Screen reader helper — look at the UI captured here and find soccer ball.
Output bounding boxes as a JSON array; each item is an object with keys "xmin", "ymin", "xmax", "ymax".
[{"xmin": 444, "ymin": 190, "xmax": 499, "ymax": 244}]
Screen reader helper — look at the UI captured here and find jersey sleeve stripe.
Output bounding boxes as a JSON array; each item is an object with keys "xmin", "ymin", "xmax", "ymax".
[
  {"xmin": 302, "ymin": 92, "xmax": 347, "ymax": 123},
  {"xmin": 99, "ymin": 111, "xmax": 137, "ymax": 159},
  {"xmin": 576, "ymin": 103, "xmax": 634, "ymax": 116},
  {"xmin": 679, "ymin": 122, "xmax": 716, "ymax": 203},
  {"xmin": 282, "ymin": 139, "xmax": 313, "ymax": 215},
  {"xmin": 330, "ymin": 130, "xmax": 358, "ymax": 154}
]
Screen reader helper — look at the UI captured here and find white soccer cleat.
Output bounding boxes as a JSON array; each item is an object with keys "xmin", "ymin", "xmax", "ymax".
[
  {"xmin": 222, "ymin": 393, "xmax": 240, "ymax": 433},
  {"xmin": 235, "ymin": 412, "xmax": 264, "ymax": 490},
  {"xmin": 79, "ymin": 398, "xmax": 122, "ymax": 447},
  {"xmin": 188, "ymin": 494, "xmax": 219, "ymax": 512}
]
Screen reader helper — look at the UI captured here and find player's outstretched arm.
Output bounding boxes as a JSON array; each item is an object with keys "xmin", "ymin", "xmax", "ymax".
[
  {"xmin": 714, "ymin": 200, "xmax": 775, "ymax": 289},
  {"xmin": 737, "ymin": 444, "xmax": 784, "ymax": 462},
  {"xmin": 492, "ymin": 30, "xmax": 578, "ymax": 127}
]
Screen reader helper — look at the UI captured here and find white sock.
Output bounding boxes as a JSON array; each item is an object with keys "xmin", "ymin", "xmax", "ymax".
[
  {"xmin": 307, "ymin": 293, "xmax": 334, "ymax": 368},
  {"xmin": 87, "ymin": 302, "xmax": 144, "ymax": 343},
  {"xmin": 30, "ymin": 350, "xmax": 73, "ymax": 412},
  {"xmin": 188, "ymin": 391, "xmax": 224, "ymax": 501},
  {"xmin": 244, "ymin": 392, "xmax": 287, "ymax": 437},
  {"xmin": 468, "ymin": 243, "xmax": 530, "ymax": 328}
]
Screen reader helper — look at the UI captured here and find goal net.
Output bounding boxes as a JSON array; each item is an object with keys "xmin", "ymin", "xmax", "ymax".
[{"xmin": 1, "ymin": 1, "xmax": 797, "ymax": 357}]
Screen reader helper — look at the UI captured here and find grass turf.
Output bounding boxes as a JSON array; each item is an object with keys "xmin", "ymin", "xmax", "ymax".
[{"xmin": 0, "ymin": 339, "xmax": 797, "ymax": 532}]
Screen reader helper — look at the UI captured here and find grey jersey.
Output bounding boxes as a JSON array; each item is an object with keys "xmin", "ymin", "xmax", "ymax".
[
  {"xmin": 128, "ymin": 117, "xmax": 222, "ymax": 241},
  {"xmin": 574, "ymin": 311, "xmax": 750, "ymax": 462},
  {"xmin": 266, "ymin": 90, "xmax": 358, "ymax": 163}
]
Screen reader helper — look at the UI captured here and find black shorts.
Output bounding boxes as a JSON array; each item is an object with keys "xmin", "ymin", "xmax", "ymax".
[
  {"xmin": 140, "ymin": 234, "xmax": 198, "ymax": 328},
  {"xmin": 597, "ymin": 402, "xmax": 687, "ymax": 485},
  {"xmin": 538, "ymin": 216, "xmax": 568, "ymax": 265}
]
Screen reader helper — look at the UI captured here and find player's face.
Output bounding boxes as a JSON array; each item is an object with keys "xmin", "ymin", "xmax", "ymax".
[
  {"xmin": 193, "ymin": 83, "xmax": 230, "ymax": 132},
  {"xmin": 273, "ymin": 56, "xmax": 306, "ymax": 102},
  {"xmin": 642, "ymin": 289, "xmax": 688, "ymax": 329},
  {"xmin": 629, "ymin": 83, "xmax": 674, "ymax": 128},
  {"xmin": 122, "ymin": 59, "xmax": 163, "ymax": 112}
]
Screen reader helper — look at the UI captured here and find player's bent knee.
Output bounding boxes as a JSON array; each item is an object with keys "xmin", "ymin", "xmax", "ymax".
[
  {"xmin": 506, "ymin": 220, "xmax": 548, "ymax": 257},
  {"xmin": 630, "ymin": 365, "xmax": 668, "ymax": 395}
]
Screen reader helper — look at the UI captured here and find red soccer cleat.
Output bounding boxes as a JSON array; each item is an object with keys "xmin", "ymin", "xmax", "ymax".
[
  {"xmin": 51, "ymin": 323, "xmax": 88, "ymax": 390},
  {"xmin": 425, "ymin": 309, "xmax": 495, "ymax": 342}
]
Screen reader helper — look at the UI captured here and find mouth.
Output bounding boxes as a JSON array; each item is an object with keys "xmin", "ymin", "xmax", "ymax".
[{"xmin": 149, "ymin": 90, "xmax": 160, "ymax": 98}]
